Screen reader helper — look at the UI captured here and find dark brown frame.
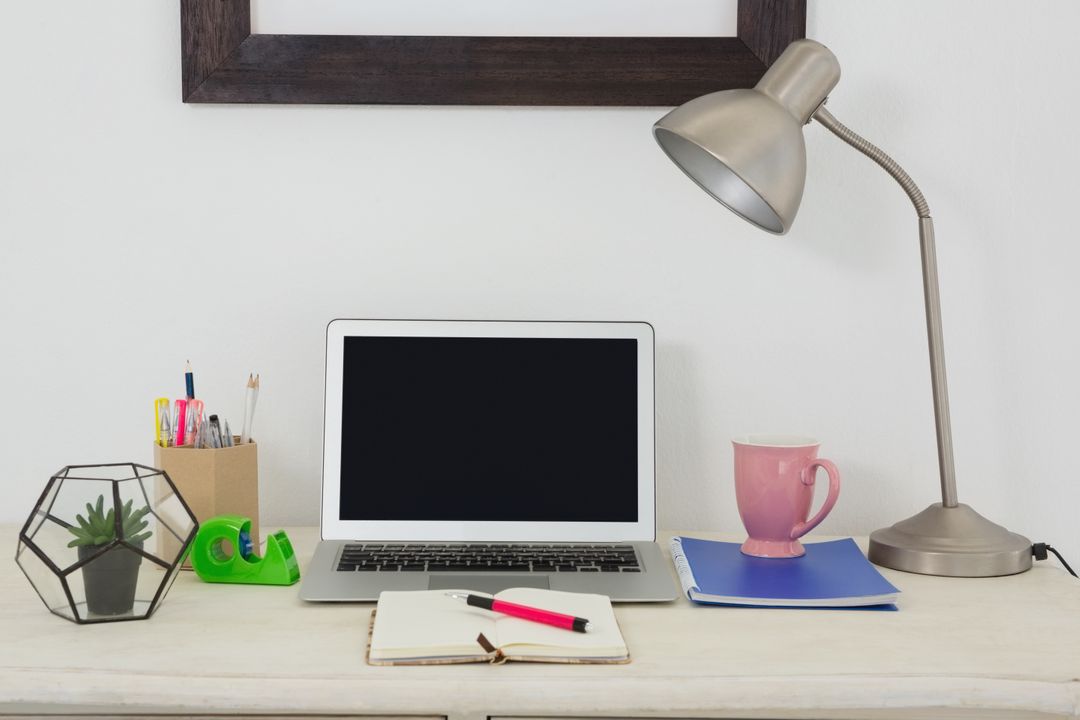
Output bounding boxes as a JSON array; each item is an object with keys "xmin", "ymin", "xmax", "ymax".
[{"xmin": 182, "ymin": 0, "xmax": 805, "ymax": 106}]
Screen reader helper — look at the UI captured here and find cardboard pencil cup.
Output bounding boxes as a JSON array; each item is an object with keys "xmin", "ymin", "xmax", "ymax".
[{"xmin": 153, "ymin": 440, "xmax": 259, "ymax": 568}]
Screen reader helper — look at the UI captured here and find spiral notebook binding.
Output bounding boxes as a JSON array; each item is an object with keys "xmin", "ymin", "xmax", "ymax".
[{"xmin": 669, "ymin": 537, "xmax": 699, "ymax": 599}]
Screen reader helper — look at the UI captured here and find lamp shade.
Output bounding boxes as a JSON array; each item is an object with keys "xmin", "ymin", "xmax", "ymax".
[{"xmin": 653, "ymin": 39, "xmax": 841, "ymax": 234}]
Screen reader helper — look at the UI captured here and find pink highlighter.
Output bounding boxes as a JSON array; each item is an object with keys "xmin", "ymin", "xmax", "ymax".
[
  {"xmin": 446, "ymin": 592, "xmax": 592, "ymax": 633},
  {"xmin": 174, "ymin": 399, "xmax": 188, "ymax": 446}
]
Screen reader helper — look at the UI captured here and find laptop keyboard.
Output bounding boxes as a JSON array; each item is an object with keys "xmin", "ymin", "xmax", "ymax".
[{"xmin": 335, "ymin": 543, "xmax": 641, "ymax": 573}]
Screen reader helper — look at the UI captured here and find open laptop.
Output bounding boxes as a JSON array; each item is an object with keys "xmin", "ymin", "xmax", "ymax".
[{"xmin": 299, "ymin": 319, "xmax": 677, "ymax": 602}]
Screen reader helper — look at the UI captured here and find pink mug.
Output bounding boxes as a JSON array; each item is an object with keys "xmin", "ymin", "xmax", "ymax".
[{"xmin": 732, "ymin": 435, "xmax": 841, "ymax": 558}]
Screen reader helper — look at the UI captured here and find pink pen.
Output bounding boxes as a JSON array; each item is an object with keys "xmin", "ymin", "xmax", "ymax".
[
  {"xmin": 174, "ymin": 399, "xmax": 188, "ymax": 446},
  {"xmin": 446, "ymin": 592, "xmax": 591, "ymax": 633},
  {"xmin": 186, "ymin": 399, "xmax": 204, "ymax": 446}
]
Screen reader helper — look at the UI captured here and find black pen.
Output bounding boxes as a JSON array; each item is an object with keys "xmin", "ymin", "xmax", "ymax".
[{"xmin": 209, "ymin": 414, "xmax": 223, "ymax": 449}]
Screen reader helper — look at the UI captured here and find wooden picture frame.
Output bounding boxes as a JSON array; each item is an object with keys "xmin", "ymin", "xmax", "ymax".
[{"xmin": 181, "ymin": 0, "xmax": 805, "ymax": 106}]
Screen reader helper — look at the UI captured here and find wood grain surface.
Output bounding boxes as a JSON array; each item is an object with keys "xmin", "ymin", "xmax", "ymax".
[{"xmin": 180, "ymin": 0, "xmax": 807, "ymax": 105}]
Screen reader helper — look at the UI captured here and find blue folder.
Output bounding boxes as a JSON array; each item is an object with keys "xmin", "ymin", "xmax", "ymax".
[{"xmin": 670, "ymin": 536, "xmax": 900, "ymax": 610}]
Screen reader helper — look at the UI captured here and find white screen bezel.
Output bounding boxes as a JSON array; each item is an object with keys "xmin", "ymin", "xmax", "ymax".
[{"xmin": 321, "ymin": 319, "xmax": 655, "ymax": 542}]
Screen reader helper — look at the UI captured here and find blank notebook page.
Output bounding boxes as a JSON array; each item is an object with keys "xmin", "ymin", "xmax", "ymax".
[
  {"xmin": 370, "ymin": 588, "xmax": 625, "ymax": 660},
  {"xmin": 492, "ymin": 588, "xmax": 626, "ymax": 657},
  {"xmin": 371, "ymin": 590, "xmax": 495, "ymax": 658}
]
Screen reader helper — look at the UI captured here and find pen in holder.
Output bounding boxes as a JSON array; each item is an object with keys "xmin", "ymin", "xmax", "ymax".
[{"xmin": 153, "ymin": 440, "xmax": 259, "ymax": 568}]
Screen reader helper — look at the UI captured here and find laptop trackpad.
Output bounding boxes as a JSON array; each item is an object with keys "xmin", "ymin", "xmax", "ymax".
[{"xmin": 428, "ymin": 575, "xmax": 550, "ymax": 594}]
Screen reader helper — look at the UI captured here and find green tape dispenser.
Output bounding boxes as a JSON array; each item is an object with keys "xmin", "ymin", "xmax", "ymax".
[{"xmin": 190, "ymin": 515, "xmax": 300, "ymax": 586}]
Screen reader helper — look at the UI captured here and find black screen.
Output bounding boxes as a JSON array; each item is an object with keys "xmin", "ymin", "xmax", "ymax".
[{"xmin": 338, "ymin": 335, "xmax": 639, "ymax": 523}]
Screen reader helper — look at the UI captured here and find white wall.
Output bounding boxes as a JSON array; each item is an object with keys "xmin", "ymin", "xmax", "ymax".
[
  {"xmin": 251, "ymin": 0, "xmax": 737, "ymax": 36},
  {"xmin": 2, "ymin": 1, "xmax": 1078, "ymax": 560}
]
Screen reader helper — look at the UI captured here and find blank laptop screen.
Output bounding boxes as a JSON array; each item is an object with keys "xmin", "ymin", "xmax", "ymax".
[{"xmin": 338, "ymin": 336, "xmax": 639, "ymax": 523}]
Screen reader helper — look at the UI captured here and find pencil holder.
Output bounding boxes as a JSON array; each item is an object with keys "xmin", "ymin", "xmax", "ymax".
[
  {"xmin": 152, "ymin": 440, "xmax": 259, "ymax": 568},
  {"xmin": 15, "ymin": 463, "xmax": 198, "ymax": 624}
]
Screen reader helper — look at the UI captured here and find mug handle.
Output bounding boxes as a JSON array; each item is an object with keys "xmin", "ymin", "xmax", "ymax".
[{"xmin": 790, "ymin": 458, "xmax": 841, "ymax": 540}]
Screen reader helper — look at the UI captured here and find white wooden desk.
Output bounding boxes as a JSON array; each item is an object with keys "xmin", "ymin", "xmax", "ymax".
[{"xmin": 3, "ymin": 527, "xmax": 1079, "ymax": 719}]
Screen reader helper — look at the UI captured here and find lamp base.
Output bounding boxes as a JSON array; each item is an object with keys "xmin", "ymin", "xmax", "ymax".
[{"xmin": 869, "ymin": 503, "xmax": 1032, "ymax": 577}]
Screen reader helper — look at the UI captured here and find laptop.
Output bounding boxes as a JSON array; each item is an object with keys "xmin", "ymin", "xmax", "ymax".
[{"xmin": 299, "ymin": 319, "xmax": 677, "ymax": 602}]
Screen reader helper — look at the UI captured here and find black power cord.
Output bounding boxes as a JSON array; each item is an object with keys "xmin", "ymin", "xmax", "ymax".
[{"xmin": 1033, "ymin": 543, "xmax": 1078, "ymax": 578}]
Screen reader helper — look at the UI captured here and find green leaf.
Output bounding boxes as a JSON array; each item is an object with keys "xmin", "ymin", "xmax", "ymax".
[
  {"xmin": 66, "ymin": 527, "xmax": 93, "ymax": 546},
  {"xmin": 124, "ymin": 519, "xmax": 148, "ymax": 537},
  {"xmin": 123, "ymin": 506, "xmax": 152, "ymax": 537},
  {"xmin": 68, "ymin": 495, "xmax": 152, "ymax": 546},
  {"xmin": 86, "ymin": 496, "xmax": 108, "ymax": 535}
]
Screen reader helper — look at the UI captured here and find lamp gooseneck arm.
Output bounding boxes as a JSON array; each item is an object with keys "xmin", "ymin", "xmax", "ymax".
[
  {"xmin": 812, "ymin": 106, "xmax": 959, "ymax": 509},
  {"xmin": 813, "ymin": 107, "xmax": 930, "ymax": 218}
]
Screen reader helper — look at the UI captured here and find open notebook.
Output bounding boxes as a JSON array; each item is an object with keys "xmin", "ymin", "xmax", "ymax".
[{"xmin": 367, "ymin": 588, "xmax": 629, "ymax": 665}]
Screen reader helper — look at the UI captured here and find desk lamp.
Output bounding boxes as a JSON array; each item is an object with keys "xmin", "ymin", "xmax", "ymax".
[{"xmin": 653, "ymin": 39, "xmax": 1032, "ymax": 576}]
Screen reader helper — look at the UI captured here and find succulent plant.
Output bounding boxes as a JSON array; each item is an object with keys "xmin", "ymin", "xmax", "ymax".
[{"xmin": 66, "ymin": 495, "xmax": 152, "ymax": 548}]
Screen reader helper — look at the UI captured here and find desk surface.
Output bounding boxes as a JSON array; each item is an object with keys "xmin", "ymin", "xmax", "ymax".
[{"xmin": 3, "ymin": 527, "xmax": 1079, "ymax": 720}]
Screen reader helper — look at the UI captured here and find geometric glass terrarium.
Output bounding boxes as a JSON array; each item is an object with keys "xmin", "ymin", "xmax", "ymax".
[{"xmin": 16, "ymin": 463, "xmax": 198, "ymax": 624}]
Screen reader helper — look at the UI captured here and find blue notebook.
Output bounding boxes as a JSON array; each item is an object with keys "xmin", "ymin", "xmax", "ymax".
[{"xmin": 670, "ymin": 536, "xmax": 900, "ymax": 609}]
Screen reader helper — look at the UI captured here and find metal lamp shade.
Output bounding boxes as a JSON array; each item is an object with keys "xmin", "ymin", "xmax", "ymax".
[
  {"xmin": 653, "ymin": 89, "xmax": 806, "ymax": 235},
  {"xmin": 653, "ymin": 39, "xmax": 842, "ymax": 235}
]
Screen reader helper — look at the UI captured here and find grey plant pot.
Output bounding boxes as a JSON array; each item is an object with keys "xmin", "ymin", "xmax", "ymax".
[{"xmin": 78, "ymin": 542, "xmax": 143, "ymax": 616}]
